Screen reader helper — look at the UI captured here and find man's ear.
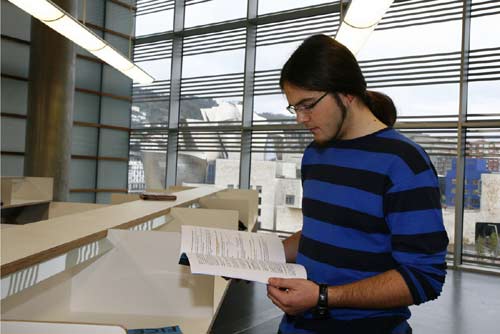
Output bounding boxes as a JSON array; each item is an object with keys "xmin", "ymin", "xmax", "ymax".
[
  {"xmin": 345, "ymin": 94, "xmax": 355, "ymax": 104},
  {"xmin": 339, "ymin": 93, "xmax": 355, "ymax": 106}
]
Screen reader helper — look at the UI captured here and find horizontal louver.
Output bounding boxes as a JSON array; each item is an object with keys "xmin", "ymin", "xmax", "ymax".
[
  {"xmin": 183, "ymin": 28, "xmax": 246, "ymax": 56},
  {"xmin": 130, "ymin": 129, "xmax": 169, "ymax": 151},
  {"xmin": 181, "ymin": 73, "xmax": 244, "ymax": 99},
  {"xmin": 136, "ymin": 0, "xmax": 175, "ymax": 16},
  {"xmin": 133, "ymin": 40, "xmax": 172, "ymax": 62},
  {"xmin": 133, "ymin": 80, "xmax": 171, "ymax": 103},
  {"xmin": 178, "ymin": 128, "xmax": 242, "ymax": 152},
  {"xmin": 256, "ymin": 12, "xmax": 340, "ymax": 47}
]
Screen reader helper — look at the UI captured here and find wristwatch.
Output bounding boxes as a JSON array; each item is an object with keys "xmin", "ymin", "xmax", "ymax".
[{"xmin": 312, "ymin": 283, "xmax": 330, "ymax": 319}]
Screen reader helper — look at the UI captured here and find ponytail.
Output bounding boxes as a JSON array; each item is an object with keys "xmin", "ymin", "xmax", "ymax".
[{"xmin": 364, "ymin": 90, "xmax": 397, "ymax": 127}]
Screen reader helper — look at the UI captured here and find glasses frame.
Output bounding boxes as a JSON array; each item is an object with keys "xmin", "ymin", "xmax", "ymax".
[{"xmin": 286, "ymin": 91, "xmax": 329, "ymax": 115}]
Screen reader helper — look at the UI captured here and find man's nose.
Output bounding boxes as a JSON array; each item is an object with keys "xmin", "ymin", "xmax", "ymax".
[{"xmin": 296, "ymin": 111, "xmax": 309, "ymax": 123}]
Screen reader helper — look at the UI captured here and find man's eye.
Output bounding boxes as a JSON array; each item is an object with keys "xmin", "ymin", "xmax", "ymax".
[{"xmin": 300, "ymin": 103, "xmax": 314, "ymax": 109}]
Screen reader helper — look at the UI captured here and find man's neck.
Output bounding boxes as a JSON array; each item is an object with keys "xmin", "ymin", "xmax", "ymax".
[{"xmin": 338, "ymin": 105, "xmax": 388, "ymax": 140}]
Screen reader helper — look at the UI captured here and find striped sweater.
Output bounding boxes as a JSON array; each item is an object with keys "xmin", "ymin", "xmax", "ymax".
[{"xmin": 279, "ymin": 128, "xmax": 448, "ymax": 334}]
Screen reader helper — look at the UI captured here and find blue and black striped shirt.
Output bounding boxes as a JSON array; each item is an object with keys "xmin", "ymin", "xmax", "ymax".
[{"xmin": 280, "ymin": 127, "xmax": 448, "ymax": 334}]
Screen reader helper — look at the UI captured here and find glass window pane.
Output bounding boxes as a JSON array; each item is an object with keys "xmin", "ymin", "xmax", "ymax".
[
  {"xmin": 182, "ymin": 49, "xmax": 245, "ymax": 78},
  {"xmin": 74, "ymin": 92, "xmax": 100, "ymax": 123},
  {"xmin": 76, "ymin": 58, "xmax": 102, "ymax": 91},
  {"xmin": 105, "ymin": 33, "xmax": 132, "ymax": 57},
  {"xmin": 97, "ymin": 160, "xmax": 128, "ymax": 189},
  {"xmin": 180, "ymin": 98, "xmax": 242, "ymax": 125},
  {"xmin": 1, "ymin": 118, "xmax": 25, "ymax": 152},
  {"xmin": 1, "ymin": 39, "xmax": 29, "ymax": 77},
  {"xmin": 100, "ymin": 97, "xmax": 131, "ymax": 128},
  {"xmin": 1, "ymin": 78, "xmax": 28, "ymax": 115},
  {"xmin": 96, "ymin": 192, "xmax": 114, "ymax": 204},
  {"xmin": 70, "ymin": 159, "xmax": 96, "ymax": 189},
  {"xmin": 468, "ymin": 81, "xmax": 500, "ymax": 119},
  {"xmin": 72, "ymin": 126, "xmax": 98, "ymax": 156},
  {"xmin": 69, "ymin": 192, "xmax": 96, "ymax": 203},
  {"xmin": 99, "ymin": 129, "xmax": 129, "ymax": 158},
  {"xmin": 102, "ymin": 65, "xmax": 132, "ymax": 97},
  {"xmin": 136, "ymin": 59, "xmax": 171, "ymax": 81},
  {"xmin": 185, "ymin": 0, "xmax": 247, "ymax": 28},
  {"xmin": 255, "ymin": 41, "xmax": 301, "ymax": 72},
  {"xmin": 1, "ymin": 155, "xmax": 24, "ymax": 177},
  {"xmin": 129, "ymin": 149, "xmax": 166, "ymax": 191},
  {"xmin": 250, "ymin": 152, "xmax": 303, "ymax": 232},
  {"xmin": 1, "ymin": 0, "xmax": 31, "ymax": 40},
  {"xmin": 470, "ymin": 12, "xmax": 500, "ymax": 49},
  {"xmin": 135, "ymin": 9, "xmax": 173, "ymax": 37},
  {"xmin": 399, "ymin": 128, "xmax": 457, "ymax": 262},
  {"xmin": 258, "ymin": 0, "xmax": 334, "ymax": 15},
  {"xmin": 106, "ymin": 2, "xmax": 134, "ymax": 37},
  {"xmin": 377, "ymin": 84, "xmax": 460, "ymax": 121},
  {"xmin": 358, "ymin": 22, "xmax": 461, "ymax": 60},
  {"xmin": 180, "ymin": 152, "xmax": 241, "ymax": 187},
  {"xmin": 77, "ymin": 0, "xmax": 105, "ymax": 27},
  {"xmin": 462, "ymin": 128, "xmax": 500, "ymax": 267},
  {"xmin": 253, "ymin": 95, "xmax": 294, "ymax": 125},
  {"xmin": 132, "ymin": 100, "xmax": 169, "ymax": 128}
]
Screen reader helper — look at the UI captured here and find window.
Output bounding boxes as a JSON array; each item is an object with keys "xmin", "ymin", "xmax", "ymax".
[{"xmin": 128, "ymin": 1, "xmax": 500, "ymax": 271}]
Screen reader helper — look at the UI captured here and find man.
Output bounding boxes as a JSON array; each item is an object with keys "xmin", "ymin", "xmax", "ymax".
[{"xmin": 266, "ymin": 34, "xmax": 448, "ymax": 334}]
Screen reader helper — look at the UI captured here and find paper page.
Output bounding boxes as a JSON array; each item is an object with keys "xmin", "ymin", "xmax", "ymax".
[
  {"xmin": 180, "ymin": 225, "xmax": 285, "ymax": 263},
  {"xmin": 186, "ymin": 252, "xmax": 307, "ymax": 284}
]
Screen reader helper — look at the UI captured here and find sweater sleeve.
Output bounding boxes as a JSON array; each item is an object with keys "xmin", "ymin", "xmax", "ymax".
[{"xmin": 384, "ymin": 166, "xmax": 449, "ymax": 305}]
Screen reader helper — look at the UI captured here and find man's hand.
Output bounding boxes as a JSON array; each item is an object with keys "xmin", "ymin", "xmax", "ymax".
[{"xmin": 267, "ymin": 278, "xmax": 318, "ymax": 315}]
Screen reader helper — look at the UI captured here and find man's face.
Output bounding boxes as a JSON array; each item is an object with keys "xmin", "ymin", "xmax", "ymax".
[{"xmin": 283, "ymin": 83, "xmax": 347, "ymax": 144}]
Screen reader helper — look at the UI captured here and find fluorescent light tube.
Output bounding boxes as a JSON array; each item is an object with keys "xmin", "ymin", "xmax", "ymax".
[
  {"xmin": 8, "ymin": 0, "xmax": 154, "ymax": 84},
  {"xmin": 343, "ymin": 0, "xmax": 394, "ymax": 28},
  {"xmin": 8, "ymin": 0, "xmax": 62, "ymax": 21},
  {"xmin": 336, "ymin": 0, "xmax": 394, "ymax": 55},
  {"xmin": 45, "ymin": 15, "xmax": 106, "ymax": 51},
  {"xmin": 123, "ymin": 65, "xmax": 155, "ymax": 85},
  {"xmin": 336, "ymin": 24, "xmax": 375, "ymax": 56},
  {"xmin": 91, "ymin": 45, "xmax": 134, "ymax": 72}
]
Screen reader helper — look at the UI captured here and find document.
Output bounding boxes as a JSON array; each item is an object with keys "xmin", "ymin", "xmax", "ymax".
[{"xmin": 180, "ymin": 225, "xmax": 307, "ymax": 283}]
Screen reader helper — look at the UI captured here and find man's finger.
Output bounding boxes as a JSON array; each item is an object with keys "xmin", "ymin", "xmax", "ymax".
[
  {"xmin": 267, "ymin": 290, "xmax": 286, "ymax": 311},
  {"xmin": 268, "ymin": 277, "xmax": 302, "ymax": 289},
  {"xmin": 267, "ymin": 285, "xmax": 291, "ymax": 305}
]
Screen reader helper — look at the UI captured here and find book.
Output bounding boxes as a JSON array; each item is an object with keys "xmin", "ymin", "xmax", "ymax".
[
  {"xmin": 139, "ymin": 192, "xmax": 177, "ymax": 201},
  {"xmin": 179, "ymin": 225, "xmax": 307, "ymax": 284},
  {"xmin": 127, "ymin": 325, "xmax": 182, "ymax": 333}
]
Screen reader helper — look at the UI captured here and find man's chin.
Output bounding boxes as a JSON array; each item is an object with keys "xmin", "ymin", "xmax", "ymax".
[{"xmin": 313, "ymin": 137, "xmax": 329, "ymax": 146}]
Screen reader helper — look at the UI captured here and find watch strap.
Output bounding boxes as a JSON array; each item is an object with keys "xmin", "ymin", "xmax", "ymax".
[{"xmin": 313, "ymin": 283, "xmax": 330, "ymax": 319}]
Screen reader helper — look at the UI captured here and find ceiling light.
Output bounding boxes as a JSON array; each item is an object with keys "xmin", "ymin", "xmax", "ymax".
[
  {"xmin": 336, "ymin": 0, "xmax": 394, "ymax": 55},
  {"xmin": 8, "ymin": 0, "xmax": 154, "ymax": 84}
]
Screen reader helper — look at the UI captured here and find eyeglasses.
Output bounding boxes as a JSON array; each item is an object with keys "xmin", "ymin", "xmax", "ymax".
[{"xmin": 286, "ymin": 92, "xmax": 329, "ymax": 115}]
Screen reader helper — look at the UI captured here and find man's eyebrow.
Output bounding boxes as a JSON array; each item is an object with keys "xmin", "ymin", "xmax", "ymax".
[{"xmin": 291, "ymin": 97, "xmax": 315, "ymax": 106}]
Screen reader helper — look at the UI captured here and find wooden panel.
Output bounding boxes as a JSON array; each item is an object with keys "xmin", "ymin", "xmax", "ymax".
[
  {"xmin": 48, "ymin": 202, "xmax": 109, "ymax": 219},
  {"xmin": 1, "ymin": 177, "xmax": 53, "ymax": 207},
  {"xmin": 0, "ymin": 186, "xmax": 223, "ymax": 277}
]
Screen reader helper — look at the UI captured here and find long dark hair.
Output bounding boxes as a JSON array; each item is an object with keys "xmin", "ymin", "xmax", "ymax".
[{"xmin": 280, "ymin": 34, "xmax": 396, "ymax": 126}]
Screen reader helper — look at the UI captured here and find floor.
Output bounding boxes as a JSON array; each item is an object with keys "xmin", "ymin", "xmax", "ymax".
[{"xmin": 211, "ymin": 270, "xmax": 500, "ymax": 334}]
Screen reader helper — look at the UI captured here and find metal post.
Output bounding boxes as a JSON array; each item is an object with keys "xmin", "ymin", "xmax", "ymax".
[
  {"xmin": 165, "ymin": 0, "xmax": 185, "ymax": 187},
  {"xmin": 24, "ymin": 0, "xmax": 77, "ymax": 201},
  {"xmin": 453, "ymin": 0, "xmax": 472, "ymax": 267},
  {"xmin": 238, "ymin": 0, "xmax": 258, "ymax": 190}
]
